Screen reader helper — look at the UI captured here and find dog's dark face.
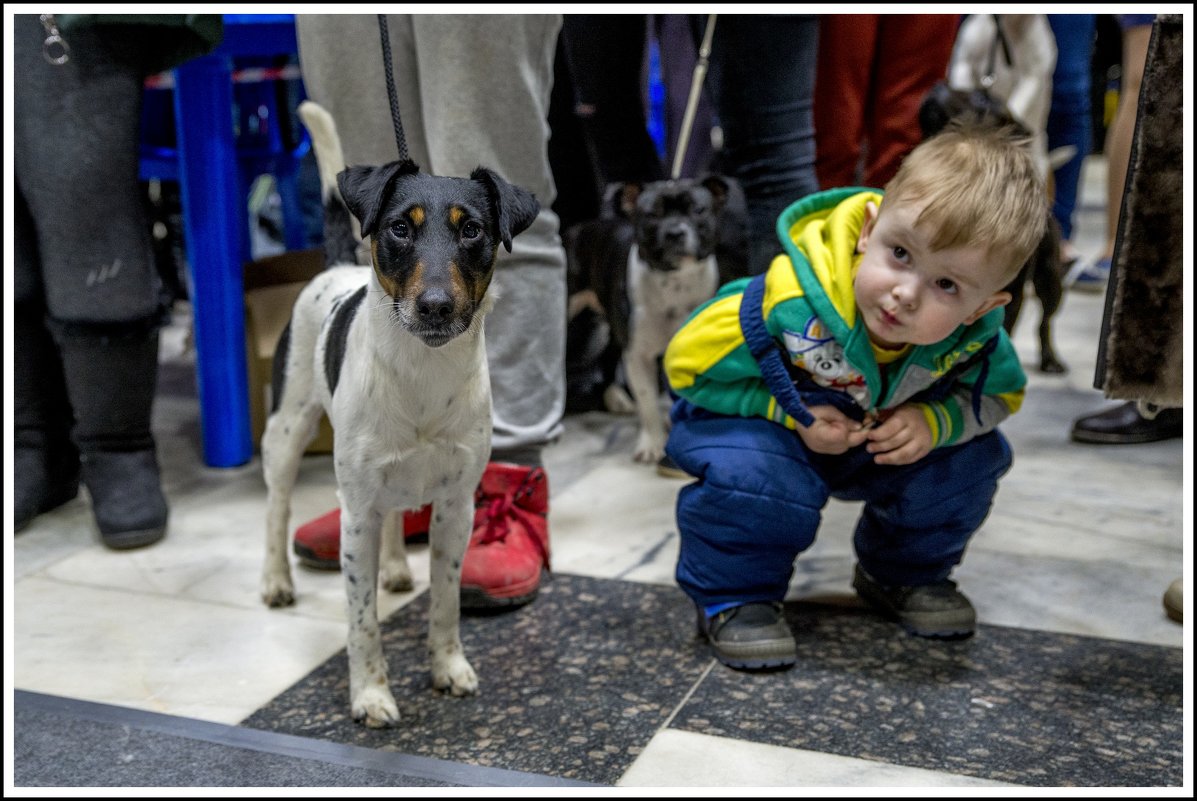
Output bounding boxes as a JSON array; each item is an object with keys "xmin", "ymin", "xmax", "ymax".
[
  {"xmin": 918, "ymin": 83, "xmax": 1031, "ymax": 140},
  {"xmin": 338, "ymin": 163, "xmax": 539, "ymax": 347},
  {"xmin": 610, "ymin": 176, "xmax": 733, "ymax": 272}
]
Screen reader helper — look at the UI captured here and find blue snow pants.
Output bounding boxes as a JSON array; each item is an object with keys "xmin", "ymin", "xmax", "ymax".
[{"xmin": 666, "ymin": 399, "xmax": 1013, "ymax": 608}]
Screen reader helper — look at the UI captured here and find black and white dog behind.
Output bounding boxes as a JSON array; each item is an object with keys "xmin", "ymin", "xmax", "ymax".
[
  {"xmin": 919, "ymin": 84, "xmax": 1068, "ymax": 374},
  {"xmin": 564, "ymin": 174, "xmax": 747, "ymax": 464},
  {"xmin": 260, "ymin": 101, "xmax": 538, "ymax": 728}
]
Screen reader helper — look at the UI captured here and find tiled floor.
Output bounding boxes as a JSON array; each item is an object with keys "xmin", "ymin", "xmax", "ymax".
[{"xmin": 8, "ymin": 156, "xmax": 1190, "ymax": 789}]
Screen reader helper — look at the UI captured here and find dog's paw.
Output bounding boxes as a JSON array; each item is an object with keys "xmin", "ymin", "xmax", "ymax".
[
  {"xmin": 260, "ymin": 575, "xmax": 295, "ymax": 608},
  {"xmin": 632, "ymin": 431, "xmax": 666, "ymax": 465},
  {"xmin": 351, "ymin": 684, "xmax": 401, "ymax": 728},
  {"xmin": 603, "ymin": 384, "xmax": 636, "ymax": 416},
  {"xmin": 431, "ymin": 653, "xmax": 478, "ymax": 697},
  {"xmin": 380, "ymin": 560, "xmax": 414, "ymax": 593},
  {"xmin": 1039, "ymin": 355, "xmax": 1068, "ymax": 375}
]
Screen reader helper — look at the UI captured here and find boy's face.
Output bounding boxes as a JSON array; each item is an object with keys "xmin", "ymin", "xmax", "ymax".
[{"xmin": 853, "ymin": 200, "xmax": 1012, "ymax": 349}]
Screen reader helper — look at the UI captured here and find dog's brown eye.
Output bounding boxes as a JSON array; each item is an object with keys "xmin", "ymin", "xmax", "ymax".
[
  {"xmin": 461, "ymin": 220, "xmax": 482, "ymax": 240},
  {"xmin": 390, "ymin": 221, "xmax": 410, "ymax": 239}
]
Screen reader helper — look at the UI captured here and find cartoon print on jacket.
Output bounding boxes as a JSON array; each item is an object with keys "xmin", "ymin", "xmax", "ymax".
[{"xmin": 782, "ymin": 317, "xmax": 870, "ymax": 407}]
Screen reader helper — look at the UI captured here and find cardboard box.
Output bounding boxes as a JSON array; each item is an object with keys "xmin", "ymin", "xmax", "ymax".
[{"xmin": 243, "ymin": 248, "xmax": 334, "ymax": 454}]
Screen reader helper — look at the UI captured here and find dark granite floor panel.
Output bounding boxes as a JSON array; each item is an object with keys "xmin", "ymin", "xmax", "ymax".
[
  {"xmin": 673, "ymin": 602, "xmax": 1184, "ymax": 787},
  {"xmin": 242, "ymin": 573, "xmax": 712, "ymax": 784},
  {"xmin": 242, "ymin": 574, "xmax": 1183, "ymax": 788},
  {"xmin": 14, "ymin": 690, "xmax": 564, "ymax": 787}
]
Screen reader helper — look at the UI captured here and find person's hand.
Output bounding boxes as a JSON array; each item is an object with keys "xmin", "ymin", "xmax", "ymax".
[
  {"xmin": 796, "ymin": 405, "xmax": 870, "ymax": 455},
  {"xmin": 866, "ymin": 404, "xmax": 933, "ymax": 465}
]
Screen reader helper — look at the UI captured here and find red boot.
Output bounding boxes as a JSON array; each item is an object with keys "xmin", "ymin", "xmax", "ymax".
[
  {"xmin": 292, "ymin": 504, "xmax": 433, "ymax": 570},
  {"xmin": 461, "ymin": 462, "xmax": 550, "ymax": 609}
]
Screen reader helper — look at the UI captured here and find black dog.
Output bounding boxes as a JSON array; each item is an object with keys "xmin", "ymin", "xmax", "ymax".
[
  {"xmin": 919, "ymin": 83, "xmax": 1067, "ymax": 374},
  {"xmin": 564, "ymin": 174, "xmax": 748, "ymax": 462}
]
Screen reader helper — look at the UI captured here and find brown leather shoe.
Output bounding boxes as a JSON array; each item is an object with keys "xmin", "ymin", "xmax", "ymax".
[{"xmin": 1070, "ymin": 402, "xmax": 1182, "ymax": 444}]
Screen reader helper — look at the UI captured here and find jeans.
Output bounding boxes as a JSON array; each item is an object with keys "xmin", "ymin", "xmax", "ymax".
[
  {"xmin": 1047, "ymin": 14, "xmax": 1096, "ymax": 242},
  {"xmin": 701, "ymin": 14, "xmax": 820, "ymax": 275}
]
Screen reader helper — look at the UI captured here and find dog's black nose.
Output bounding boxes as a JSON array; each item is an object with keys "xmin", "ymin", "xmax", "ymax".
[{"xmin": 416, "ymin": 288, "xmax": 454, "ymax": 322}]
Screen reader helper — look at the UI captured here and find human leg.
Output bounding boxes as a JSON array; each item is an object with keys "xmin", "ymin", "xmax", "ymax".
[
  {"xmin": 812, "ymin": 14, "xmax": 878, "ymax": 189},
  {"xmin": 1077, "ymin": 17, "xmax": 1151, "ymax": 290},
  {"xmin": 14, "ymin": 17, "xmax": 168, "ymax": 547},
  {"xmin": 561, "ymin": 14, "xmax": 664, "ymax": 184},
  {"xmin": 300, "ymin": 14, "xmax": 567, "ymax": 459},
  {"xmin": 839, "ymin": 431, "xmax": 1013, "ymax": 636},
  {"xmin": 1046, "ymin": 14, "xmax": 1096, "ymax": 251},
  {"xmin": 863, "ymin": 14, "xmax": 960, "ymax": 188},
  {"xmin": 704, "ymin": 15, "xmax": 820, "ymax": 275},
  {"xmin": 14, "ymin": 187, "xmax": 80, "ymax": 532},
  {"xmin": 668, "ymin": 403, "xmax": 828, "ymax": 668}
]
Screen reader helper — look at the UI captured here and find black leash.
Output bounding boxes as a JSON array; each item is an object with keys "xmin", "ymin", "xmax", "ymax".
[{"xmin": 377, "ymin": 15, "xmax": 418, "ymax": 170}]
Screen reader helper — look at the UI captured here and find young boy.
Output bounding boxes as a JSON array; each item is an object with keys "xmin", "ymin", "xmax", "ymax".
[{"xmin": 662, "ymin": 123, "xmax": 1046, "ymax": 670}]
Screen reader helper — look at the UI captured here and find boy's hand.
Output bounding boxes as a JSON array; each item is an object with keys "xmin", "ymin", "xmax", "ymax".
[
  {"xmin": 866, "ymin": 405, "xmax": 933, "ymax": 465},
  {"xmin": 797, "ymin": 405, "xmax": 870, "ymax": 455}
]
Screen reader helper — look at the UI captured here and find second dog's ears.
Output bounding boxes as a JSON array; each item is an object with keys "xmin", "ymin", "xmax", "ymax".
[
  {"xmin": 604, "ymin": 182, "xmax": 644, "ymax": 220},
  {"xmin": 338, "ymin": 160, "xmax": 420, "ymax": 236},
  {"xmin": 470, "ymin": 167, "xmax": 540, "ymax": 252},
  {"xmin": 698, "ymin": 174, "xmax": 738, "ymax": 213}
]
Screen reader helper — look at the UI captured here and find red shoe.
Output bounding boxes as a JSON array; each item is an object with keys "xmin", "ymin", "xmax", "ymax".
[
  {"xmin": 292, "ymin": 504, "xmax": 433, "ymax": 570},
  {"xmin": 460, "ymin": 462, "xmax": 550, "ymax": 610}
]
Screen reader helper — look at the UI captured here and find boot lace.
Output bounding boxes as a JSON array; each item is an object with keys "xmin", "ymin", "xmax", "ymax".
[{"xmin": 474, "ymin": 467, "xmax": 550, "ymax": 566}]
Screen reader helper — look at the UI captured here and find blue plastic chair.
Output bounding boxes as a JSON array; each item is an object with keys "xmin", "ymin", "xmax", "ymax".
[
  {"xmin": 139, "ymin": 56, "xmax": 311, "ymax": 262},
  {"xmin": 140, "ymin": 14, "xmax": 307, "ymax": 468}
]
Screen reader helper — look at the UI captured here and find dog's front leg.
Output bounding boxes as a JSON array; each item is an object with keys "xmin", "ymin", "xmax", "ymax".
[
  {"xmin": 625, "ymin": 341, "xmax": 667, "ymax": 463},
  {"xmin": 427, "ymin": 497, "xmax": 478, "ymax": 697},
  {"xmin": 342, "ymin": 504, "xmax": 400, "ymax": 728},
  {"xmin": 379, "ymin": 508, "xmax": 413, "ymax": 592}
]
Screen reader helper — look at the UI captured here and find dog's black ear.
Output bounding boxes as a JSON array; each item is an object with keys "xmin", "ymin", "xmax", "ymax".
[
  {"xmin": 699, "ymin": 174, "xmax": 736, "ymax": 213},
  {"xmin": 337, "ymin": 160, "xmax": 419, "ymax": 237},
  {"xmin": 471, "ymin": 167, "xmax": 540, "ymax": 253},
  {"xmin": 604, "ymin": 182, "xmax": 643, "ymax": 220}
]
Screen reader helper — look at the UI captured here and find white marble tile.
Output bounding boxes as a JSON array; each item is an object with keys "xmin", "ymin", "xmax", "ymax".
[
  {"xmin": 12, "ymin": 576, "xmax": 350, "ymax": 725},
  {"xmin": 31, "ymin": 473, "xmax": 430, "ymax": 625},
  {"xmin": 618, "ymin": 728, "xmax": 1014, "ymax": 788},
  {"xmin": 549, "ymin": 455, "xmax": 686, "ymax": 585}
]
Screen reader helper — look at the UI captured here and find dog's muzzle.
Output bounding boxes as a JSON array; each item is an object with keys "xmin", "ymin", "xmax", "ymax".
[{"xmin": 400, "ymin": 290, "xmax": 473, "ymax": 348}]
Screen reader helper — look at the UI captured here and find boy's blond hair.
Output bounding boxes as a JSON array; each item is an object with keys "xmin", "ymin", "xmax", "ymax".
[{"xmin": 882, "ymin": 121, "xmax": 1047, "ymax": 285}]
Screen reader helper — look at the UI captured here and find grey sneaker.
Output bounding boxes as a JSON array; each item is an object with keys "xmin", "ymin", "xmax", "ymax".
[
  {"xmin": 698, "ymin": 602, "xmax": 797, "ymax": 670},
  {"xmin": 853, "ymin": 564, "xmax": 975, "ymax": 639}
]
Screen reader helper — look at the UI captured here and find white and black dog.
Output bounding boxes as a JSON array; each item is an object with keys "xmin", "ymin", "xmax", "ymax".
[
  {"xmin": 564, "ymin": 175, "xmax": 746, "ymax": 465},
  {"xmin": 259, "ymin": 102, "xmax": 538, "ymax": 728}
]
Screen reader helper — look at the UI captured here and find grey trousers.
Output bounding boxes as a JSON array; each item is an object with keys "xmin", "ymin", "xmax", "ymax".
[{"xmin": 296, "ymin": 14, "xmax": 567, "ymax": 454}]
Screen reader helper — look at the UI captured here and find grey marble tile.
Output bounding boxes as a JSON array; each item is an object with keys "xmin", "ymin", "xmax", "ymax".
[
  {"xmin": 241, "ymin": 574, "xmax": 711, "ymax": 784},
  {"xmin": 674, "ymin": 601, "xmax": 1184, "ymax": 788}
]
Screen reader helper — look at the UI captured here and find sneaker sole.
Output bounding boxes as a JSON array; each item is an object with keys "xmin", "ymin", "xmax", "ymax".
[
  {"xmin": 294, "ymin": 542, "xmax": 340, "ymax": 571},
  {"xmin": 101, "ymin": 525, "xmax": 166, "ymax": 550},
  {"xmin": 710, "ymin": 642, "xmax": 797, "ymax": 670},
  {"xmin": 297, "ymin": 549, "xmax": 546, "ymax": 611},
  {"xmin": 853, "ymin": 578, "xmax": 975, "ymax": 639},
  {"xmin": 294, "ymin": 530, "xmax": 432, "ymax": 572},
  {"xmin": 1071, "ymin": 428, "xmax": 1182, "ymax": 445},
  {"xmin": 460, "ymin": 569, "xmax": 546, "ymax": 611}
]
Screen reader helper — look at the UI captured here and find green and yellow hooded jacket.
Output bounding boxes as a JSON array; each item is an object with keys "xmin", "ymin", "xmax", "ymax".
[{"xmin": 663, "ymin": 188, "xmax": 1026, "ymax": 448}]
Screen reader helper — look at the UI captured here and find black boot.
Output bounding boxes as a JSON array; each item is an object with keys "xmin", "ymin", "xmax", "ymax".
[
  {"xmin": 1071, "ymin": 402, "xmax": 1183, "ymax": 445},
  {"xmin": 53, "ymin": 323, "xmax": 168, "ymax": 549},
  {"xmin": 14, "ymin": 303, "xmax": 80, "ymax": 532}
]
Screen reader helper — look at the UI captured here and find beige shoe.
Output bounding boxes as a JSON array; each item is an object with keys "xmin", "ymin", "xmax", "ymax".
[{"xmin": 1163, "ymin": 578, "xmax": 1183, "ymax": 623}]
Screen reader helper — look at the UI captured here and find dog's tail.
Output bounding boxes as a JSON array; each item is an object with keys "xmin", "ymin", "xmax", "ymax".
[{"xmin": 297, "ymin": 100, "xmax": 364, "ymax": 266}]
